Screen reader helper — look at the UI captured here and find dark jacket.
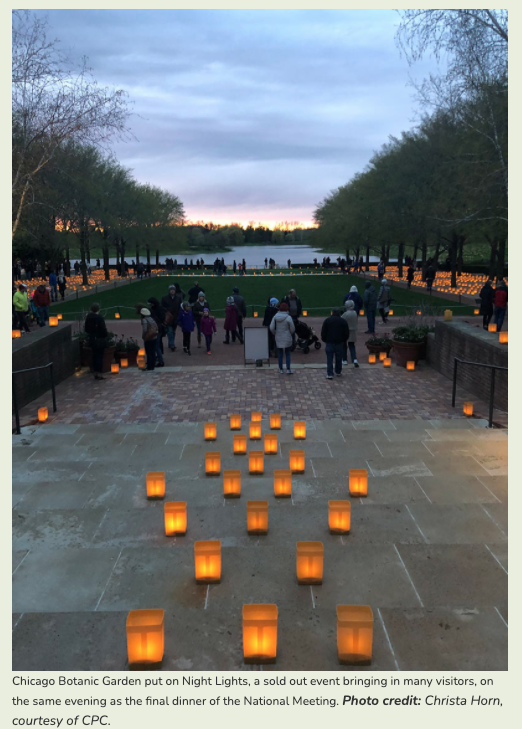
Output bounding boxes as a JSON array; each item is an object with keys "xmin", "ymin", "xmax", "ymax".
[
  {"xmin": 84, "ymin": 312, "xmax": 108, "ymax": 346},
  {"xmin": 344, "ymin": 291, "xmax": 363, "ymax": 314},
  {"xmin": 178, "ymin": 308, "xmax": 195, "ymax": 332},
  {"xmin": 281, "ymin": 295, "xmax": 302, "ymax": 318},
  {"xmin": 188, "ymin": 285, "xmax": 203, "ymax": 304},
  {"xmin": 407, "ymin": 266, "xmax": 415, "ymax": 282},
  {"xmin": 161, "ymin": 292, "xmax": 182, "ymax": 322},
  {"xmin": 232, "ymin": 294, "xmax": 246, "ymax": 318},
  {"xmin": 147, "ymin": 297, "xmax": 167, "ymax": 334},
  {"xmin": 224, "ymin": 304, "xmax": 239, "ymax": 331},
  {"xmin": 193, "ymin": 299, "xmax": 210, "ymax": 322},
  {"xmin": 262, "ymin": 305, "xmax": 278, "ymax": 327},
  {"xmin": 363, "ymin": 283, "xmax": 377, "ymax": 312},
  {"xmin": 33, "ymin": 288, "xmax": 50, "ymax": 307},
  {"xmin": 479, "ymin": 284, "xmax": 494, "ymax": 314},
  {"xmin": 426, "ymin": 265, "xmax": 436, "ymax": 281},
  {"xmin": 321, "ymin": 314, "xmax": 349, "ymax": 344}
]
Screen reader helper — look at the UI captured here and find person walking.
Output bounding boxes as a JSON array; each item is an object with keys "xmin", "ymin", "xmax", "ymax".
[
  {"xmin": 85, "ymin": 303, "xmax": 108, "ymax": 380},
  {"xmin": 140, "ymin": 307, "xmax": 159, "ymax": 371},
  {"xmin": 363, "ymin": 281, "xmax": 377, "ymax": 335},
  {"xmin": 147, "ymin": 296, "xmax": 167, "ymax": 367},
  {"xmin": 407, "ymin": 263, "xmax": 415, "ymax": 289},
  {"xmin": 270, "ymin": 302, "xmax": 295, "ymax": 374},
  {"xmin": 377, "ymin": 260, "xmax": 385, "ymax": 280},
  {"xmin": 377, "ymin": 277, "xmax": 391, "ymax": 324},
  {"xmin": 33, "ymin": 284, "xmax": 50, "ymax": 326},
  {"xmin": 200, "ymin": 308, "xmax": 217, "ymax": 354},
  {"xmin": 281, "ymin": 289, "xmax": 303, "ymax": 321},
  {"xmin": 161, "ymin": 284, "xmax": 182, "ymax": 351},
  {"xmin": 49, "ymin": 270, "xmax": 58, "ymax": 302},
  {"xmin": 57, "ymin": 270, "xmax": 67, "ymax": 300},
  {"xmin": 13, "ymin": 284, "xmax": 30, "ymax": 332},
  {"xmin": 344, "ymin": 285, "xmax": 363, "ymax": 314},
  {"xmin": 321, "ymin": 309, "xmax": 349, "ymax": 379},
  {"xmin": 493, "ymin": 280, "xmax": 508, "ymax": 332},
  {"xmin": 479, "ymin": 279, "xmax": 495, "ymax": 330},
  {"xmin": 263, "ymin": 297, "xmax": 279, "ymax": 357},
  {"xmin": 193, "ymin": 291, "xmax": 210, "ymax": 347},
  {"xmin": 426, "ymin": 262, "xmax": 436, "ymax": 293},
  {"xmin": 188, "ymin": 280, "xmax": 203, "ymax": 304},
  {"xmin": 342, "ymin": 300, "xmax": 359, "ymax": 367},
  {"xmin": 178, "ymin": 301, "xmax": 195, "ymax": 354},
  {"xmin": 224, "ymin": 296, "xmax": 243, "ymax": 344},
  {"xmin": 232, "ymin": 287, "xmax": 247, "ymax": 340}
]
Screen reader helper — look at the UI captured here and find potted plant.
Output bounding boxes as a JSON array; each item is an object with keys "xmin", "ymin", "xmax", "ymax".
[
  {"xmin": 114, "ymin": 336, "xmax": 140, "ymax": 366},
  {"xmin": 365, "ymin": 336, "xmax": 393, "ymax": 355},
  {"xmin": 391, "ymin": 325, "xmax": 431, "ymax": 367}
]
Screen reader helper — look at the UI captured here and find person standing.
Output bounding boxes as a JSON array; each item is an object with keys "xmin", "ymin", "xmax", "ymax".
[
  {"xmin": 33, "ymin": 284, "xmax": 50, "ymax": 326},
  {"xmin": 479, "ymin": 279, "xmax": 495, "ymax": 330},
  {"xmin": 342, "ymin": 300, "xmax": 359, "ymax": 367},
  {"xmin": 13, "ymin": 284, "xmax": 30, "ymax": 332},
  {"xmin": 161, "ymin": 284, "xmax": 182, "ymax": 351},
  {"xmin": 224, "ymin": 296, "xmax": 243, "ymax": 344},
  {"xmin": 233, "ymin": 260, "xmax": 237, "ymax": 274},
  {"xmin": 363, "ymin": 281, "xmax": 377, "ymax": 335},
  {"xmin": 377, "ymin": 260, "xmax": 385, "ymax": 280},
  {"xmin": 263, "ymin": 297, "xmax": 279, "ymax": 357},
  {"xmin": 57, "ymin": 270, "xmax": 67, "ymax": 300},
  {"xmin": 193, "ymin": 291, "xmax": 210, "ymax": 347},
  {"xmin": 281, "ymin": 289, "xmax": 303, "ymax": 321},
  {"xmin": 407, "ymin": 263, "xmax": 415, "ymax": 289},
  {"xmin": 188, "ymin": 280, "xmax": 203, "ymax": 304},
  {"xmin": 140, "ymin": 307, "xmax": 159, "ymax": 371},
  {"xmin": 377, "ymin": 277, "xmax": 391, "ymax": 324},
  {"xmin": 232, "ymin": 287, "xmax": 246, "ymax": 340},
  {"xmin": 178, "ymin": 301, "xmax": 195, "ymax": 354},
  {"xmin": 84, "ymin": 303, "xmax": 108, "ymax": 380},
  {"xmin": 287, "ymin": 259, "xmax": 291, "ymax": 269},
  {"xmin": 321, "ymin": 309, "xmax": 349, "ymax": 379},
  {"xmin": 493, "ymin": 280, "xmax": 508, "ymax": 332},
  {"xmin": 426, "ymin": 262, "xmax": 436, "ymax": 293},
  {"xmin": 344, "ymin": 285, "xmax": 363, "ymax": 314},
  {"xmin": 200, "ymin": 308, "xmax": 217, "ymax": 354},
  {"xmin": 269, "ymin": 302, "xmax": 295, "ymax": 374},
  {"xmin": 147, "ymin": 296, "xmax": 167, "ymax": 367},
  {"xmin": 49, "ymin": 270, "xmax": 58, "ymax": 302}
]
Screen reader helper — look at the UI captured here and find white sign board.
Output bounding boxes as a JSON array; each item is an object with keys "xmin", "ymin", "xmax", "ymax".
[{"xmin": 244, "ymin": 327, "xmax": 269, "ymax": 363}]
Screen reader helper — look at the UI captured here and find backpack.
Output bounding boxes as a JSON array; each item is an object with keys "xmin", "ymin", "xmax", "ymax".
[{"xmin": 144, "ymin": 317, "xmax": 159, "ymax": 341}]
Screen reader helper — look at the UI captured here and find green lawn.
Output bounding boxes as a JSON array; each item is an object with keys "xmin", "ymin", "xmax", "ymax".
[{"xmin": 53, "ymin": 273, "xmax": 474, "ymax": 321}]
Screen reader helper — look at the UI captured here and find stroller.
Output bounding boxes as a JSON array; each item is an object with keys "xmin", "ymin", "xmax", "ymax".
[{"xmin": 292, "ymin": 319, "xmax": 321, "ymax": 354}]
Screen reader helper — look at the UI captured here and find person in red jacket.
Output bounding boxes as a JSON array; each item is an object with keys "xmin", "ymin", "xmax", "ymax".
[
  {"xmin": 493, "ymin": 280, "xmax": 508, "ymax": 332},
  {"xmin": 32, "ymin": 284, "xmax": 50, "ymax": 326},
  {"xmin": 223, "ymin": 296, "xmax": 243, "ymax": 344}
]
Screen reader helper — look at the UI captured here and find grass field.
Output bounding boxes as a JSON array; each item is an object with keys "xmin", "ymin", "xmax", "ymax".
[{"xmin": 53, "ymin": 273, "xmax": 475, "ymax": 321}]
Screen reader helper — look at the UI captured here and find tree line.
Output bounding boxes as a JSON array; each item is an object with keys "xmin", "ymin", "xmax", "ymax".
[{"xmin": 313, "ymin": 9, "xmax": 508, "ymax": 285}]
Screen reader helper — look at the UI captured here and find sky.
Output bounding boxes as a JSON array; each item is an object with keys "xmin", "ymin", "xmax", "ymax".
[{"xmin": 39, "ymin": 9, "xmax": 435, "ymax": 227}]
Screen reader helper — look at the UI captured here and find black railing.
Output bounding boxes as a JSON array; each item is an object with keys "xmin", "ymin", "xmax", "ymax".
[
  {"xmin": 452, "ymin": 357, "xmax": 508, "ymax": 428},
  {"xmin": 12, "ymin": 362, "xmax": 56, "ymax": 435}
]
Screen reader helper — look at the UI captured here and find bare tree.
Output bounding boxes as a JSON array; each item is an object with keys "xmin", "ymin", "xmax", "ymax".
[{"xmin": 12, "ymin": 10, "xmax": 132, "ymax": 238}]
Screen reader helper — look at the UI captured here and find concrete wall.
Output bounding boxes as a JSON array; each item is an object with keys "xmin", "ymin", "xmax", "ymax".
[
  {"xmin": 426, "ymin": 321, "xmax": 508, "ymax": 411},
  {"xmin": 12, "ymin": 324, "xmax": 80, "ymax": 409}
]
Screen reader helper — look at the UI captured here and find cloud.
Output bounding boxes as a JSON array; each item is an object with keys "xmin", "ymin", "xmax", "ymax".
[{"xmin": 37, "ymin": 9, "xmax": 435, "ymax": 224}]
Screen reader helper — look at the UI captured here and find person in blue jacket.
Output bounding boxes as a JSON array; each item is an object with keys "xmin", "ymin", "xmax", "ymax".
[
  {"xmin": 178, "ymin": 301, "xmax": 195, "ymax": 355},
  {"xmin": 343, "ymin": 285, "xmax": 363, "ymax": 314}
]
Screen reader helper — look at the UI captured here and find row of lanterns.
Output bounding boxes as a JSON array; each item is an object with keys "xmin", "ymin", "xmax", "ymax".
[
  {"xmin": 126, "ymin": 603, "xmax": 373, "ymax": 668},
  {"xmin": 128, "ymin": 415, "xmax": 372, "ymax": 667}
]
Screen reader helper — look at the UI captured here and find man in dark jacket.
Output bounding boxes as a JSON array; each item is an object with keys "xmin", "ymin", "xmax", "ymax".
[
  {"xmin": 188, "ymin": 280, "xmax": 203, "ymax": 304},
  {"xmin": 282, "ymin": 289, "xmax": 303, "ymax": 320},
  {"xmin": 479, "ymin": 280, "xmax": 495, "ymax": 330},
  {"xmin": 321, "ymin": 309, "xmax": 349, "ymax": 380},
  {"xmin": 425, "ymin": 263, "xmax": 436, "ymax": 293},
  {"xmin": 84, "ymin": 303, "xmax": 108, "ymax": 380},
  {"xmin": 232, "ymin": 287, "xmax": 247, "ymax": 339},
  {"xmin": 161, "ymin": 285, "xmax": 182, "ymax": 351},
  {"xmin": 363, "ymin": 281, "xmax": 377, "ymax": 335}
]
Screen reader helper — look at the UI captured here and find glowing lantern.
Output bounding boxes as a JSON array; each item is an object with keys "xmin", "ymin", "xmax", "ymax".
[
  {"xmin": 274, "ymin": 469, "xmax": 292, "ymax": 498},
  {"xmin": 474, "ymin": 308, "xmax": 480, "ymax": 315},
  {"xmin": 223, "ymin": 470, "xmax": 241, "ymax": 498},
  {"xmin": 289, "ymin": 450, "xmax": 305, "ymax": 474},
  {"xmin": 137, "ymin": 357, "xmax": 146, "ymax": 370},
  {"xmin": 463, "ymin": 402, "xmax": 473, "ymax": 417},
  {"xmin": 368, "ymin": 354, "xmax": 376, "ymax": 364},
  {"xmin": 249, "ymin": 451, "xmax": 264, "ymax": 474},
  {"xmin": 120, "ymin": 358, "xmax": 128, "ymax": 368},
  {"xmin": 249, "ymin": 422, "xmax": 262, "ymax": 440},
  {"xmin": 247, "ymin": 501, "xmax": 268, "ymax": 534},
  {"xmin": 204, "ymin": 422, "xmax": 217, "ymax": 441},
  {"xmin": 138, "ymin": 348, "xmax": 145, "ymax": 357},
  {"xmin": 416, "ymin": 310, "xmax": 422, "ymax": 316},
  {"xmin": 378, "ymin": 351, "xmax": 386, "ymax": 361},
  {"xmin": 49, "ymin": 316, "xmax": 58, "ymax": 327},
  {"xmin": 263, "ymin": 434, "xmax": 277, "ymax": 455},
  {"xmin": 12, "ymin": 330, "xmax": 21, "ymax": 339},
  {"xmin": 269, "ymin": 414, "xmax": 281, "ymax": 430},
  {"xmin": 383, "ymin": 358, "xmax": 391, "ymax": 368},
  {"xmin": 57, "ymin": 314, "xmax": 63, "ymax": 320},
  {"xmin": 444, "ymin": 310, "xmax": 453, "ymax": 322},
  {"xmin": 294, "ymin": 421, "xmax": 306, "ymax": 440},
  {"xmin": 406, "ymin": 361, "xmax": 415, "ymax": 371},
  {"xmin": 360, "ymin": 309, "xmax": 364, "ymax": 315},
  {"xmin": 388, "ymin": 310, "xmax": 394, "ymax": 316},
  {"xmin": 328, "ymin": 500, "xmax": 351, "ymax": 534},
  {"xmin": 38, "ymin": 407, "xmax": 48, "ymax": 423},
  {"xmin": 115, "ymin": 312, "xmax": 121, "ymax": 319},
  {"xmin": 243, "ymin": 604, "xmax": 277, "ymax": 664},
  {"xmin": 303, "ymin": 311, "xmax": 308, "ymax": 317},
  {"xmin": 296, "ymin": 541, "xmax": 324, "ymax": 585},
  {"xmin": 252, "ymin": 412, "xmax": 262, "ymax": 422},
  {"xmin": 253, "ymin": 312, "xmax": 258, "ymax": 317},
  {"xmin": 126, "ymin": 609, "xmax": 164, "ymax": 668},
  {"xmin": 230, "ymin": 414, "xmax": 242, "ymax": 430},
  {"xmin": 205, "ymin": 452, "xmax": 221, "ymax": 476},
  {"xmin": 349, "ymin": 469, "xmax": 368, "ymax": 497},
  {"xmin": 233, "ymin": 434, "xmax": 247, "ymax": 455},
  {"xmin": 164, "ymin": 502, "xmax": 187, "ymax": 536},
  {"xmin": 337, "ymin": 605, "xmax": 373, "ymax": 666},
  {"xmin": 194, "ymin": 540, "xmax": 221, "ymax": 583},
  {"xmin": 111, "ymin": 363, "xmax": 119, "ymax": 374},
  {"xmin": 488, "ymin": 323, "xmax": 497, "ymax": 332},
  {"xmin": 499, "ymin": 332, "xmax": 508, "ymax": 344},
  {"xmin": 146, "ymin": 472, "xmax": 165, "ymax": 500}
]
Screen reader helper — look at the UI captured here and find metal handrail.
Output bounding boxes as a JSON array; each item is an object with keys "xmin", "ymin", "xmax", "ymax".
[
  {"xmin": 451, "ymin": 357, "xmax": 508, "ymax": 428},
  {"xmin": 12, "ymin": 362, "xmax": 56, "ymax": 435}
]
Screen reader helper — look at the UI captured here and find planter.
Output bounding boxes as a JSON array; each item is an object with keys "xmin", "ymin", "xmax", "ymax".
[
  {"xmin": 82, "ymin": 346, "xmax": 116, "ymax": 373},
  {"xmin": 366, "ymin": 342, "xmax": 393, "ymax": 355},
  {"xmin": 391, "ymin": 339, "xmax": 426, "ymax": 367},
  {"xmin": 115, "ymin": 350, "xmax": 138, "ymax": 367}
]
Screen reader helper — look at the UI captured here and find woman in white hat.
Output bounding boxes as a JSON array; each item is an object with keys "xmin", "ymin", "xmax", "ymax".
[{"xmin": 140, "ymin": 307, "xmax": 159, "ymax": 371}]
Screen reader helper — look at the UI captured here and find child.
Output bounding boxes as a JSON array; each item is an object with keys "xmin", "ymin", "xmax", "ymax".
[
  {"xmin": 178, "ymin": 301, "xmax": 195, "ymax": 355},
  {"xmin": 200, "ymin": 308, "xmax": 217, "ymax": 354}
]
